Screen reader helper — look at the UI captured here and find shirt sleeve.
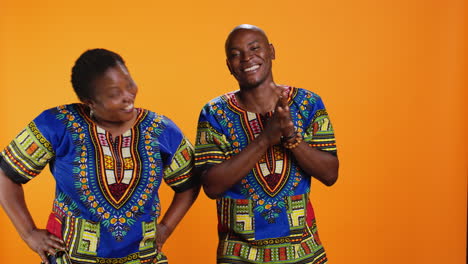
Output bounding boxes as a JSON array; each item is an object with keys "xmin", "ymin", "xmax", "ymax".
[
  {"xmin": 302, "ymin": 94, "xmax": 338, "ymax": 155},
  {"xmin": 194, "ymin": 104, "xmax": 233, "ymax": 173},
  {"xmin": 0, "ymin": 110, "xmax": 56, "ymax": 184},
  {"xmin": 159, "ymin": 117, "xmax": 196, "ymax": 193}
]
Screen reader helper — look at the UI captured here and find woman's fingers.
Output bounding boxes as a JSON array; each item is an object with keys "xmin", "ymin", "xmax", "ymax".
[
  {"xmin": 48, "ymin": 234, "xmax": 65, "ymax": 250},
  {"xmin": 38, "ymin": 250, "xmax": 49, "ymax": 264},
  {"xmin": 48, "ymin": 233, "xmax": 64, "ymax": 243},
  {"xmin": 156, "ymin": 223, "xmax": 170, "ymax": 252},
  {"xmin": 25, "ymin": 229, "xmax": 65, "ymax": 264}
]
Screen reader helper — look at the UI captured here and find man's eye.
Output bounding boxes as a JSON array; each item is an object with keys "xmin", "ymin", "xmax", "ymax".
[{"xmin": 252, "ymin": 46, "xmax": 260, "ymax": 51}]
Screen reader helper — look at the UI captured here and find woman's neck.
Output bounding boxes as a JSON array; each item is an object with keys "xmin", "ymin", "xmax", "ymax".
[{"xmin": 91, "ymin": 109, "xmax": 138, "ymax": 138}]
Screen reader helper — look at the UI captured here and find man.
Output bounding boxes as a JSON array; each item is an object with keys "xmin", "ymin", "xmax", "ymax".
[{"xmin": 195, "ymin": 24, "xmax": 338, "ymax": 263}]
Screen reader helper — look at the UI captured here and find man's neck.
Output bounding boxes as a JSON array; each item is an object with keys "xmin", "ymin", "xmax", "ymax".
[{"xmin": 237, "ymin": 81, "xmax": 280, "ymax": 114}]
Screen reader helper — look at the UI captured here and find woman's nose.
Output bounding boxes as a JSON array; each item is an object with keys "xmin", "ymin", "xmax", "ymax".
[{"xmin": 123, "ymin": 91, "xmax": 135, "ymax": 102}]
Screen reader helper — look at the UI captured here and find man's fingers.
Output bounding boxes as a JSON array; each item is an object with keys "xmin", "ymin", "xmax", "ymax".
[
  {"xmin": 275, "ymin": 105, "xmax": 283, "ymax": 114},
  {"xmin": 270, "ymin": 82, "xmax": 281, "ymax": 94},
  {"xmin": 276, "ymin": 105, "xmax": 291, "ymax": 121},
  {"xmin": 280, "ymin": 91, "xmax": 289, "ymax": 107},
  {"xmin": 271, "ymin": 82, "xmax": 289, "ymax": 107}
]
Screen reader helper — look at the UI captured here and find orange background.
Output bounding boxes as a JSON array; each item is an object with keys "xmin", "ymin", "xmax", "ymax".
[{"xmin": 0, "ymin": 0, "xmax": 466, "ymax": 263}]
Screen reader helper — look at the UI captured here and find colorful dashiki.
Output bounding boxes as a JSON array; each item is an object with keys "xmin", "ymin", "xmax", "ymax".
[
  {"xmin": 195, "ymin": 87, "xmax": 337, "ymax": 264},
  {"xmin": 0, "ymin": 104, "xmax": 195, "ymax": 264}
]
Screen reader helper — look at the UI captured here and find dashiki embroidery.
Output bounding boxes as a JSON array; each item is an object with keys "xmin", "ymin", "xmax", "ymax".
[
  {"xmin": 0, "ymin": 104, "xmax": 195, "ymax": 264},
  {"xmin": 195, "ymin": 87, "xmax": 336, "ymax": 264}
]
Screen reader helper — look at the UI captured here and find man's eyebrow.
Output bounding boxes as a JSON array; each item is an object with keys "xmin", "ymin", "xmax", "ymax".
[{"xmin": 227, "ymin": 40, "xmax": 260, "ymax": 52}]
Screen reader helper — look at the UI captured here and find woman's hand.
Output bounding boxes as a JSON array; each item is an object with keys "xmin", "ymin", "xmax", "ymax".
[
  {"xmin": 155, "ymin": 223, "xmax": 171, "ymax": 253},
  {"xmin": 0, "ymin": 171, "xmax": 66, "ymax": 264},
  {"xmin": 23, "ymin": 228, "xmax": 65, "ymax": 264},
  {"xmin": 155, "ymin": 186, "xmax": 200, "ymax": 252}
]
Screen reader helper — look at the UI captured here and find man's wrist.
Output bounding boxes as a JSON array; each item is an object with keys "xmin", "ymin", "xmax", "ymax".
[
  {"xmin": 280, "ymin": 130, "xmax": 296, "ymax": 144},
  {"xmin": 282, "ymin": 133, "xmax": 303, "ymax": 149}
]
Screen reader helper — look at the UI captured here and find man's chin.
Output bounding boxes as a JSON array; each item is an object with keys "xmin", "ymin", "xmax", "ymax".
[{"xmin": 238, "ymin": 79, "xmax": 264, "ymax": 90}]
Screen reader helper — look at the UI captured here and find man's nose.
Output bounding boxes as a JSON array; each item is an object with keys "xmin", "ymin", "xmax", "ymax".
[{"xmin": 241, "ymin": 51, "xmax": 253, "ymax": 62}]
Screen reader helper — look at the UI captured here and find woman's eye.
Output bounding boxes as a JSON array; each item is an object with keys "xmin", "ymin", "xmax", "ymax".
[{"xmin": 108, "ymin": 91, "xmax": 120, "ymax": 98}]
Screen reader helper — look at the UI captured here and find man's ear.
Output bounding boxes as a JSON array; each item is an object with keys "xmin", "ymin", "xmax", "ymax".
[
  {"xmin": 226, "ymin": 59, "xmax": 234, "ymax": 75},
  {"xmin": 269, "ymin": 43, "xmax": 276, "ymax": 60}
]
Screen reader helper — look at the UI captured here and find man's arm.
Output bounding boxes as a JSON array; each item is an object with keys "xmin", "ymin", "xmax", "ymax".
[
  {"xmin": 276, "ymin": 91, "xmax": 339, "ymax": 186},
  {"xmin": 290, "ymin": 142, "xmax": 339, "ymax": 186},
  {"xmin": 200, "ymin": 88, "xmax": 338, "ymax": 198},
  {"xmin": 201, "ymin": 89, "xmax": 298, "ymax": 199},
  {"xmin": 201, "ymin": 133, "xmax": 271, "ymax": 199}
]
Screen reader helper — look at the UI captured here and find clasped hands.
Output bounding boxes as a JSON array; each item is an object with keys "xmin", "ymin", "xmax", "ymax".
[{"xmin": 262, "ymin": 83, "xmax": 298, "ymax": 147}]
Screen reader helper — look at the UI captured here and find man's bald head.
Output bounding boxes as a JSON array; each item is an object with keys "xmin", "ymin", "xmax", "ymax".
[{"xmin": 225, "ymin": 24, "xmax": 270, "ymax": 53}]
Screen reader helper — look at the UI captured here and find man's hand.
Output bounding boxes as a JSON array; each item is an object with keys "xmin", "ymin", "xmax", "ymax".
[{"xmin": 262, "ymin": 83, "xmax": 295, "ymax": 146}]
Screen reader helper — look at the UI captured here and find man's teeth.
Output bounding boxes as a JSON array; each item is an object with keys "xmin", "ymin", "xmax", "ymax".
[
  {"xmin": 124, "ymin": 104, "xmax": 133, "ymax": 110},
  {"xmin": 244, "ymin": 65, "xmax": 260, "ymax": 72}
]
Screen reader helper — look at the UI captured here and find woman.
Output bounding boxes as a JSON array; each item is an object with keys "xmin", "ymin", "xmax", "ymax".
[{"xmin": 0, "ymin": 49, "xmax": 199, "ymax": 264}]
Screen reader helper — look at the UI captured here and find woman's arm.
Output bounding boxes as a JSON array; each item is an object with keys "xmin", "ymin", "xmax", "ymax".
[
  {"xmin": 155, "ymin": 185, "xmax": 200, "ymax": 252},
  {"xmin": 0, "ymin": 168, "xmax": 64, "ymax": 264}
]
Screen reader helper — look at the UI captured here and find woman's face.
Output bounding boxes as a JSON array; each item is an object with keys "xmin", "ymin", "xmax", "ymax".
[{"xmin": 87, "ymin": 63, "xmax": 138, "ymax": 124}]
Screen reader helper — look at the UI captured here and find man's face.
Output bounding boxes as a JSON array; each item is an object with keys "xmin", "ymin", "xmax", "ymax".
[{"xmin": 225, "ymin": 29, "xmax": 275, "ymax": 89}]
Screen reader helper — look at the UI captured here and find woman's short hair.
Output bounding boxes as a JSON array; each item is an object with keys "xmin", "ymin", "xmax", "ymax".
[{"xmin": 71, "ymin": 48, "xmax": 125, "ymax": 101}]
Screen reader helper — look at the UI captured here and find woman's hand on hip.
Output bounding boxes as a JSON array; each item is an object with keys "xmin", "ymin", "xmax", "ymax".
[
  {"xmin": 156, "ymin": 223, "xmax": 171, "ymax": 253},
  {"xmin": 23, "ymin": 228, "xmax": 65, "ymax": 264}
]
